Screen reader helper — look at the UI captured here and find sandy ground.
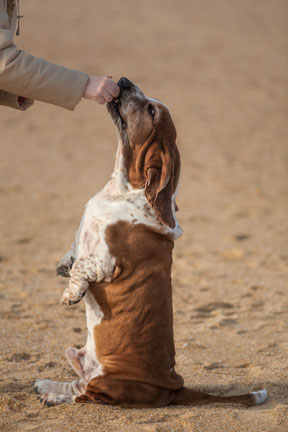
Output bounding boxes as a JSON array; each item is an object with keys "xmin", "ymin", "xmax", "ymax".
[{"xmin": 0, "ymin": 0, "xmax": 288, "ymax": 430}]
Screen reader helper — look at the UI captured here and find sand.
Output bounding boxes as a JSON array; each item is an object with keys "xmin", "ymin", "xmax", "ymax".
[{"xmin": 0, "ymin": 0, "xmax": 288, "ymax": 430}]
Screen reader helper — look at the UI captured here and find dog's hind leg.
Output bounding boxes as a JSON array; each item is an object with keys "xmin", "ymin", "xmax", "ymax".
[
  {"xmin": 34, "ymin": 378, "xmax": 86, "ymax": 396},
  {"xmin": 33, "ymin": 346, "xmax": 87, "ymax": 398},
  {"xmin": 34, "ymin": 379, "xmax": 86, "ymax": 406},
  {"xmin": 39, "ymin": 393, "xmax": 76, "ymax": 406},
  {"xmin": 65, "ymin": 347, "xmax": 86, "ymax": 379}
]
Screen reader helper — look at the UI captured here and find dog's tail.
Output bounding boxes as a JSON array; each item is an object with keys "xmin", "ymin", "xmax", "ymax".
[{"xmin": 173, "ymin": 387, "xmax": 267, "ymax": 407}]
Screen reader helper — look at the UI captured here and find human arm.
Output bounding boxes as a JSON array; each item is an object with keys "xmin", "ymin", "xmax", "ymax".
[
  {"xmin": 0, "ymin": 4, "xmax": 119, "ymax": 111},
  {"xmin": 0, "ymin": 3, "xmax": 88, "ymax": 111}
]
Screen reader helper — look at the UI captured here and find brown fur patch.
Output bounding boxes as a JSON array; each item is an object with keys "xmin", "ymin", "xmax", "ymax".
[{"xmin": 79, "ymin": 221, "xmax": 184, "ymax": 407}]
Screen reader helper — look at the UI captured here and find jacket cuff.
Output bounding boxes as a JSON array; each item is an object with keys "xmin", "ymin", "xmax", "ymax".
[
  {"xmin": 0, "ymin": 89, "xmax": 33, "ymax": 110},
  {"xmin": 60, "ymin": 70, "xmax": 89, "ymax": 111}
]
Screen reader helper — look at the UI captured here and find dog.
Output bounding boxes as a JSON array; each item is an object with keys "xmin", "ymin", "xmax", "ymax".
[{"xmin": 34, "ymin": 78, "xmax": 267, "ymax": 408}]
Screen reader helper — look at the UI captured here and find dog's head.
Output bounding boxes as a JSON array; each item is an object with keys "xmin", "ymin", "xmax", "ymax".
[{"xmin": 107, "ymin": 77, "xmax": 180, "ymax": 229}]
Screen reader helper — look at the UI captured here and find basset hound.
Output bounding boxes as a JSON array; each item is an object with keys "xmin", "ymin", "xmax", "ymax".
[{"xmin": 34, "ymin": 78, "xmax": 267, "ymax": 408}]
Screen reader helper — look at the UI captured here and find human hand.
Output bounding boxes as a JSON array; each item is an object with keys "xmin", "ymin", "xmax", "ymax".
[{"xmin": 83, "ymin": 76, "xmax": 120, "ymax": 104}]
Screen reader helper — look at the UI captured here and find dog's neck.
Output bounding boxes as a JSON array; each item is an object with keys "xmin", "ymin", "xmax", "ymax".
[
  {"xmin": 105, "ymin": 138, "xmax": 183, "ymax": 240},
  {"xmin": 110, "ymin": 138, "xmax": 131, "ymax": 194}
]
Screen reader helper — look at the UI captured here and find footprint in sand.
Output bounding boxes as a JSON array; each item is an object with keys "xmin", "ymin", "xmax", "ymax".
[
  {"xmin": 6, "ymin": 352, "xmax": 31, "ymax": 362},
  {"xmin": 234, "ymin": 233, "xmax": 251, "ymax": 241},
  {"xmin": 203, "ymin": 362, "xmax": 224, "ymax": 370},
  {"xmin": 17, "ymin": 237, "xmax": 32, "ymax": 244},
  {"xmin": 218, "ymin": 318, "xmax": 238, "ymax": 326},
  {"xmin": 192, "ymin": 302, "xmax": 235, "ymax": 319}
]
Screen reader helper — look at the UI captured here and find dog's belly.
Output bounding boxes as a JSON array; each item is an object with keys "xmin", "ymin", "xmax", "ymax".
[
  {"xmin": 87, "ymin": 221, "xmax": 184, "ymax": 395},
  {"xmin": 90, "ymin": 278, "xmax": 183, "ymax": 389}
]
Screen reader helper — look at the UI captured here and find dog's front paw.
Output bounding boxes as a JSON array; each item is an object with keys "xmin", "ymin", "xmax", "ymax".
[
  {"xmin": 56, "ymin": 257, "xmax": 74, "ymax": 278},
  {"xmin": 56, "ymin": 264, "xmax": 70, "ymax": 278},
  {"xmin": 60, "ymin": 288, "xmax": 86, "ymax": 306}
]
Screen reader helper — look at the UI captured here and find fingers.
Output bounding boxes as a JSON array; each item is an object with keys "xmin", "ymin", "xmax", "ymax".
[
  {"xmin": 97, "ymin": 96, "xmax": 106, "ymax": 105},
  {"xmin": 108, "ymin": 79, "xmax": 120, "ymax": 98},
  {"xmin": 103, "ymin": 77, "xmax": 120, "ymax": 99},
  {"xmin": 104, "ymin": 93, "xmax": 113, "ymax": 103},
  {"xmin": 83, "ymin": 76, "xmax": 120, "ymax": 105}
]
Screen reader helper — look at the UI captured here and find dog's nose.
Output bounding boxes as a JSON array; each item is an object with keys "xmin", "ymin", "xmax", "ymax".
[{"xmin": 118, "ymin": 77, "xmax": 132, "ymax": 90}]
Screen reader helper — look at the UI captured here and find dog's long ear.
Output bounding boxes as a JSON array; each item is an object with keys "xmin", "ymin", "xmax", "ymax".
[{"xmin": 144, "ymin": 140, "xmax": 180, "ymax": 229}]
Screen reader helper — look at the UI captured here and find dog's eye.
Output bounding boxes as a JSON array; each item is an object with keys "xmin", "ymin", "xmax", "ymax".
[{"xmin": 147, "ymin": 104, "xmax": 155, "ymax": 119}]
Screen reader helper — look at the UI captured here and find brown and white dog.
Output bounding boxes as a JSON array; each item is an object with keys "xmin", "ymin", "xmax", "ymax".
[{"xmin": 34, "ymin": 78, "xmax": 267, "ymax": 408}]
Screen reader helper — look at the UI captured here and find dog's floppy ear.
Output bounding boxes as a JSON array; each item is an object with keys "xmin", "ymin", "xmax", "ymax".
[{"xmin": 144, "ymin": 140, "xmax": 180, "ymax": 229}]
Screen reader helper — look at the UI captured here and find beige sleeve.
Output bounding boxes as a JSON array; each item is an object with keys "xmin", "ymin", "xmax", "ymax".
[
  {"xmin": 0, "ymin": 89, "xmax": 33, "ymax": 110},
  {"xmin": 0, "ymin": 5, "xmax": 88, "ymax": 110}
]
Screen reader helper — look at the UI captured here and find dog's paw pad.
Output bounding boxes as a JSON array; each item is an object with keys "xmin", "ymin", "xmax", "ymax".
[
  {"xmin": 40, "ymin": 393, "xmax": 74, "ymax": 406},
  {"xmin": 40, "ymin": 394, "xmax": 60, "ymax": 407},
  {"xmin": 40, "ymin": 394, "xmax": 49, "ymax": 406}
]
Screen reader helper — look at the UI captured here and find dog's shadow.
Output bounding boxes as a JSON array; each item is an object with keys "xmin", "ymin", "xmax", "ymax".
[{"xmin": 0, "ymin": 382, "xmax": 28, "ymax": 394}]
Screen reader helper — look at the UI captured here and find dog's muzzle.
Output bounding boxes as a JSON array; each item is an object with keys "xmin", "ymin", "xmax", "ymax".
[
  {"xmin": 107, "ymin": 77, "xmax": 133, "ymax": 129},
  {"xmin": 118, "ymin": 77, "xmax": 132, "ymax": 90}
]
